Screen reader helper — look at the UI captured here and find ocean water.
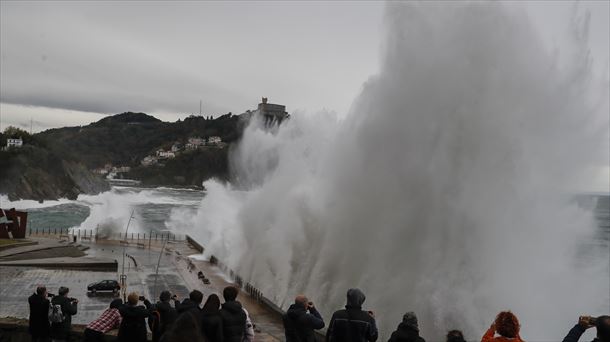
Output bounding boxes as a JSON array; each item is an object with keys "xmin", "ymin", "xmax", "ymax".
[{"xmin": 1, "ymin": 186, "xmax": 204, "ymax": 234}]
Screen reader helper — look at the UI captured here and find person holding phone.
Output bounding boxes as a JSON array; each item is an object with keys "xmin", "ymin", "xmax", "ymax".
[
  {"xmin": 118, "ymin": 292, "xmax": 153, "ymax": 342},
  {"xmin": 283, "ymin": 294, "xmax": 325, "ymax": 342},
  {"xmin": 562, "ymin": 315, "xmax": 610, "ymax": 342}
]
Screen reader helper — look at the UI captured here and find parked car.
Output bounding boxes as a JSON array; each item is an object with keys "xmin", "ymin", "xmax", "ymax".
[{"xmin": 87, "ymin": 280, "xmax": 120, "ymax": 293}]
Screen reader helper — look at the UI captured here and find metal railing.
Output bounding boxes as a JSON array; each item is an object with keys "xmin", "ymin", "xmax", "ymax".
[{"xmin": 27, "ymin": 228, "xmax": 185, "ymax": 242}]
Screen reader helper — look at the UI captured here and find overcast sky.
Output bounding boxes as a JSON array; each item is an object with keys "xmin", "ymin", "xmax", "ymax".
[{"xmin": 0, "ymin": 1, "xmax": 608, "ymax": 133}]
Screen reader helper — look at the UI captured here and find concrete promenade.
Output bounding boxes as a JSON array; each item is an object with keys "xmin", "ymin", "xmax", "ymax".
[{"xmin": 0, "ymin": 236, "xmax": 284, "ymax": 341}]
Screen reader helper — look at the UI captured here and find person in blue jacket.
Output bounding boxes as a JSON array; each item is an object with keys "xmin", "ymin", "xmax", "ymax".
[{"xmin": 563, "ymin": 315, "xmax": 610, "ymax": 342}]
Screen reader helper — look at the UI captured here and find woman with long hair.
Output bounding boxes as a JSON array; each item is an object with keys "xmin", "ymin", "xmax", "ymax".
[{"xmin": 201, "ymin": 294, "xmax": 224, "ymax": 342}]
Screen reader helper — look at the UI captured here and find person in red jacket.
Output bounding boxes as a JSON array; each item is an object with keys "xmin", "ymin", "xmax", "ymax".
[{"xmin": 481, "ymin": 311, "xmax": 524, "ymax": 342}]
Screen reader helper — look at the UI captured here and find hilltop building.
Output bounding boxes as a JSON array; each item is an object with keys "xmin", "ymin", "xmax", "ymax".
[
  {"xmin": 186, "ymin": 137, "xmax": 205, "ymax": 150},
  {"xmin": 156, "ymin": 150, "xmax": 176, "ymax": 159},
  {"xmin": 251, "ymin": 97, "xmax": 289, "ymax": 125},
  {"xmin": 6, "ymin": 138, "xmax": 23, "ymax": 148},
  {"xmin": 207, "ymin": 136, "xmax": 222, "ymax": 145},
  {"xmin": 141, "ymin": 155, "xmax": 158, "ymax": 166}
]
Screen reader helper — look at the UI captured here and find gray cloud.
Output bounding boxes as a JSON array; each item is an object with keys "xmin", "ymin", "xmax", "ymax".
[{"xmin": 0, "ymin": 1, "xmax": 607, "ymax": 123}]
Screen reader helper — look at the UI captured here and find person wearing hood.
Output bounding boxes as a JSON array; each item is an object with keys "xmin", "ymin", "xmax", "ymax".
[
  {"xmin": 387, "ymin": 312, "xmax": 426, "ymax": 342},
  {"xmin": 28, "ymin": 286, "xmax": 50, "ymax": 342},
  {"xmin": 118, "ymin": 292, "xmax": 153, "ymax": 342},
  {"xmin": 84, "ymin": 299, "xmax": 123, "ymax": 342},
  {"xmin": 283, "ymin": 294, "xmax": 325, "ymax": 342},
  {"xmin": 220, "ymin": 286, "xmax": 247, "ymax": 342},
  {"xmin": 201, "ymin": 293, "xmax": 224, "ymax": 342},
  {"xmin": 150, "ymin": 291, "xmax": 178, "ymax": 342},
  {"xmin": 326, "ymin": 288, "xmax": 378, "ymax": 342}
]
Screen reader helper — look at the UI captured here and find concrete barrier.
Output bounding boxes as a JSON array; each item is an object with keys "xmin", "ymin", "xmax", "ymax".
[{"xmin": 185, "ymin": 234, "xmax": 204, "ymax": 253}]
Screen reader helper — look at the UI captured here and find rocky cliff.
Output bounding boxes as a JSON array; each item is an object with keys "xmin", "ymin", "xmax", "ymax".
[{"xmin": 0, "ymin": 145, "xmax": 109, "ymax": 201}]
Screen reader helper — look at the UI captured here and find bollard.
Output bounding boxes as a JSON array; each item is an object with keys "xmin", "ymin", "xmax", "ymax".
[{"xmin": 131, "ymin": 232, "xmax": 134, "ymax": 240}]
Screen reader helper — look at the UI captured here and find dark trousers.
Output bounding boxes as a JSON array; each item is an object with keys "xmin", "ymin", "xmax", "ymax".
[{"xmin": 83, "ymin": 328, "xmax": 105, "ymax": 342}]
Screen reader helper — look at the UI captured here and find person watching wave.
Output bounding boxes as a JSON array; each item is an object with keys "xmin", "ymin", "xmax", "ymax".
[
  {"xmin": 481, "ymin": 311, "xmax": 524, "ymax": 342},
  {"xmin": 283, "ymin": 294, "xmax": 325, "ymax": 342},
  {"xmin": 326, "ymin": 288, "xmax": 378, "ymax": 342},
  {"xmin": 562, "ymin": 315, "xmax": 610, "ymax": 342}
]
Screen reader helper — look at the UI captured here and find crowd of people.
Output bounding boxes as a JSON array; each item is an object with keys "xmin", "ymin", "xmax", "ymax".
[{"xmin": 28, "ymin": 285, "xmax": 609, "ymax": 342}]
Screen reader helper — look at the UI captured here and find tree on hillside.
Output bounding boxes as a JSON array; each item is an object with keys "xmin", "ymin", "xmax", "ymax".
[{"xmin": 3, "ymin": 126, "xmax": 30, "ymax": 139}]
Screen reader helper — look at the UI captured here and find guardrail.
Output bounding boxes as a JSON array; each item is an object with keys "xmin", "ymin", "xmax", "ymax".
[
  {"xmin": 28, "ymin": 228, "xmax": 185, "ymax": 243},
  {"xmin": 186, "ymin": 235, "xmax": 282, "ymax": 318}
]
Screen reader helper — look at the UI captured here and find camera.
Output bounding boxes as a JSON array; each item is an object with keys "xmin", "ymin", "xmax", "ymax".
[
  {"xmin": 139, "ymin": 296, "xmax": 146, "ymax": 301},
  {"xmin": 68, "ymin": 297, "xmax": 77, "ymax": 302},
  {"xmin": 589, "ymin": 317, "xmax": 598, "ymax": 326},
  {"xmin": 47, "ymin": 293, "xmax": 56, "ymax": 298}
]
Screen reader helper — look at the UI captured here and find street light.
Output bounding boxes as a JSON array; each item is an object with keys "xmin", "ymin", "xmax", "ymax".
[
  {"xmin": 152, "ymin": 229, "xmax": 171, "ymax": 301},
  {"xmin": 120, "ymin": 209, "xmax": 135, "ymax": 302}
]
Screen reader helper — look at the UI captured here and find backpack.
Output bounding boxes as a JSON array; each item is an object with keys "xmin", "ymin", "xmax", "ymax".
[{"xmin": 48, "ymin": 303, "xmax": 64, "ymax": 323}]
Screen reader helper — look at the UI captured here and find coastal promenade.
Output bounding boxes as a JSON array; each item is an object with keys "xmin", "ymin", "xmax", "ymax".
[{"xmin": 0, "ymin": 235, "xmax": 285, "ymax": 341}]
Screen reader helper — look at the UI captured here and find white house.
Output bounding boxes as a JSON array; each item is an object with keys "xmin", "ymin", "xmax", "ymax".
[
  {"xmin": 6, "ymin": 138, "xmax": 23, "ymax": 148},
  {"xmin": 207, "ymin": 136, "xmax": 222, "ymax": 145},
  {"xmin": 141, "ymin": 156, "xmax": 158, "ymax": 166},
  {"xmin": 186, "ymin": 137, "xmax": 205, "ymax": 150},
  {"xmin": 156, "ymin": 150, "xmax": 176, "ymax": 159},
  {"xmin": 171, "ymin": 143, "xmax": 182, "ymax": 153}
]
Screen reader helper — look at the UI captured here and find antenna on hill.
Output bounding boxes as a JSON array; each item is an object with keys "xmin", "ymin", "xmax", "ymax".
[
  {"xmin": 199, "ymin": 100, "xmax": 202, "ymax": 116},
  {"xmin": 30, "ymin": 118, "xmax": 33, "ymax": 135}
]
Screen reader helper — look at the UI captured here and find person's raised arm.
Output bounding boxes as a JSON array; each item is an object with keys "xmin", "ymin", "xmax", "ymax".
[
  {"xmin": 307, "ymin": 303, "xmax": 325, "ymax": 330},
  {"xmin": 562, "ymin": 316, "xmax": 594, "ymax": 342},
  {"xmin": 482, "ymin": 323, "xmax": 496, "ymax": 342}
]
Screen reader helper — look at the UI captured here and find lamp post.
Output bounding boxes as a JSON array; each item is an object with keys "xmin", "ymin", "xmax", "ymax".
[
  {"xmin": 120, "ymin": 209, "xmax": 135, "ymax": 302},
  {"xmin": 153, "ymin": 234, "xmax": 169, "ymax": 301}
]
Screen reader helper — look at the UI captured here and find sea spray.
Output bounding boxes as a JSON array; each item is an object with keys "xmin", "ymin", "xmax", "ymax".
[{"xmin": 169, "ymin": 2, "xmax": 609, "ymax": 340}]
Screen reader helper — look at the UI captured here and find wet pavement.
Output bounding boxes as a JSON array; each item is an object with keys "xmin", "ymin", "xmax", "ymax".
[
  {"xmin": 0, "ymin": 237, "xmax": 284, "ymax": 341},
  {"xmin": 0, "ymin": 242, "xmax": 190, "ymax": 324}
]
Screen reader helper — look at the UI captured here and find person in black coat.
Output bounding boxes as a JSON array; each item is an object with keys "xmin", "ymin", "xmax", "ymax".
[
  {"xmin": 50, "ymin": 286, "xmax": 78, "ymax": 341},
  {"xmin": 220, "ymin": 286, "xmax": 247, "ymax": 342},
  {"xmin": 160, "ymin": 311, "xmax": 206, "ymax": 342},
  {"xmin": 563, "ymin": 315, "xmax": 610, "ymax": 342},
  {"xmin": 201, "ymin": 293, "xmax": 224, "ymax": 342},
  {"xmin": 283, "ymin": 294, "xmax": 325, "ymax": 342},
  {"xmin": 150, "ymin": 291, "xmax": 178, "ymax": 342},
  {"xmin": 28, "ymin": 286, "xmax": 51, "ymax": 342},
  {"xmin": 174, "ymin": 290, "xmax": 203, "ymax": 316},
  {"xmin": 118, "ymin": 292, "xmax": 152, "ymax": 342},
  {"xmin": 446, "ymin": 330, "xmax": 466, "ymax": 342},
  {"xmin": 387, "ymin": 312, "xmax": 425, "ymax": 342},
  {"xmin": 326, "ymin": 288, "xmax": 378, "ymax": 342}
]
